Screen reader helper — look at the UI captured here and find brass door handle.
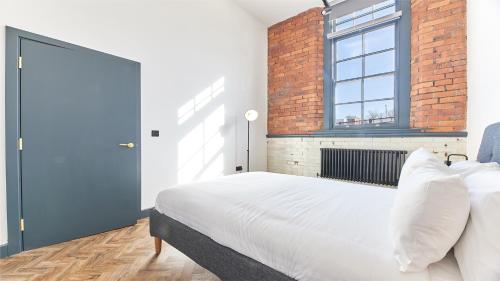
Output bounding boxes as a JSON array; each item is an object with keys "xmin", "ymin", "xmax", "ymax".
[{"xmin": 119, "ymin": 143, "xmax": 135, "ymax": 149}]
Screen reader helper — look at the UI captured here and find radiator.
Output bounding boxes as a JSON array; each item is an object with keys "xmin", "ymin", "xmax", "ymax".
[{"xmin": 320, "ymin": 148, "xmax": 408, "ymax": 186}]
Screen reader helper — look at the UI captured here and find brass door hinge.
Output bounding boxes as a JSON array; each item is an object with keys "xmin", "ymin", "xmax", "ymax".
[
  {"xmin": 20, "ymin": 218, "xmax": 24, "ymax": 232},
  {"xmin": 18, "ymin": 138, "xmax": 23, "ymax": 151},
  {"xmin": 18, "ymin": 56, "xmax": 23, "ymax": 69}
]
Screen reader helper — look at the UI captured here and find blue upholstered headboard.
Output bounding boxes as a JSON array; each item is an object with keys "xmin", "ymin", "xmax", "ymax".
[{"xmin": 477, "ymin": 122, "xmax": 500, "ymax": 164}]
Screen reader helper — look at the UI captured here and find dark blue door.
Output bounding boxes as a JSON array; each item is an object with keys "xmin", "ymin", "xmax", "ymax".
[{"xmin": 20, "ymin": 37, "xmax": 140, "ymax": 250}]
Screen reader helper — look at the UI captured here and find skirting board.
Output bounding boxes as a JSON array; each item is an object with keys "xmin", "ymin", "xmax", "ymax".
[{"xmin": 0, "ymin": 243, "xmax": 8, "ymax": 258}]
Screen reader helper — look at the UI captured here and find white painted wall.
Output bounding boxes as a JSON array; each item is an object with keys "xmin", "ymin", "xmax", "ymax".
[
  {"xmin": 233, "ymin": 0, "xmax": 320, "ymax": 26},
  {"xmin": 0, "ymin": 0, "xmax": 267, "ymax": 246},
  {"xmin": 467, "ymin": 0, "xmax": 500, "ymax": 159}
]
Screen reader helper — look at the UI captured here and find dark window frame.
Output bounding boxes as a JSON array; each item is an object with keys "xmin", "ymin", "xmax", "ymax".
[{"xmin": 323, "ymin": 0, "xmax": 411, "ymax": 131}]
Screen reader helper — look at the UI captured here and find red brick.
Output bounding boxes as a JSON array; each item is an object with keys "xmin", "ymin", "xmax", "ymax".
[
  {"xmin": 410, "ymin": 0, "xmax": 467, "ymax": 132},
  {"xmin": 268, "ymin": 8, "xmax": 324, "ymax": 134},
  {"xmin": 434, "ymin": 79, "xmax": 453, "ymax": 86},
  {"xmin": 267, "ymin": 1, "xmax": 467, "ymax": 135}
]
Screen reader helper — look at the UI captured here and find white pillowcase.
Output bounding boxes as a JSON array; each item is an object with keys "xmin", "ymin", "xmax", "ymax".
[
  {"xmin": 399, "ymin": 147, "xmax": 441, "ymax": 180},
  {"xmin": 391, "ymin": 148, "xmax": 470, "ymax": 272},
  {"xmin": 453, "ymin": 166, "xmax": 500, "ymax": 281},
  {"xmin": 450, "ymin": 160, "xmax": 499, "ymax": 174}
]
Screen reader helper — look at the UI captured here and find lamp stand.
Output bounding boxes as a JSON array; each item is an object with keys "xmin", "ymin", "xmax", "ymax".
[{"xmin": 247, "ymin": 120, "xmax": 250, "ymax": 172}]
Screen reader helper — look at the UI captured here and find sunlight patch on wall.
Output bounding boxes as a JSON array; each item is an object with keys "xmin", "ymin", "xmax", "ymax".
[
  {"xmin": 177, "ymin": 77, "xmax": 225, "ymax": 125},
  {"xmin": 177, "ymin": 105, "xmax": 225, "ymax": 183},
  {"xmin": 177, "ymin": 77, "xmax": 226, "ymax": 184}
]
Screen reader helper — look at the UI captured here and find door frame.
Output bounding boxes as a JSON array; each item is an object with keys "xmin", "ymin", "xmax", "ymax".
[{"xmin": 5, "ymin": 27, "xmax": 142, "ymax": 256}]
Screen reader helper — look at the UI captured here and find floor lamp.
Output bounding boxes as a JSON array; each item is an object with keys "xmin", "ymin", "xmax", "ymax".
[{"xmin": 245, "ymin": 110, "xmax": 259, "ymax": 172}]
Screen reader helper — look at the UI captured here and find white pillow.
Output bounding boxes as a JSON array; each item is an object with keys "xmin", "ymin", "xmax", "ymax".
[
  {"xmin": 454, "ymin": 167, "xmax": 500, "ymax": 281},
  {"xmin": 391, "ymin": 148, "xmax": 470, "ymax": 272},
  {"xmin": 399, "ymin": 148, "xmax": 441, "ymax": 180},
  {"xmin": 450, "ymin": 160, "xmax": 499, "ymax": 174}
]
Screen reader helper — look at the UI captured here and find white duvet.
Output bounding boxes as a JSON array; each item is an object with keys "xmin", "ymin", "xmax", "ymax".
[{"xmin": 155, "ymin": 172, "xmax": 463, "ymax": 281}]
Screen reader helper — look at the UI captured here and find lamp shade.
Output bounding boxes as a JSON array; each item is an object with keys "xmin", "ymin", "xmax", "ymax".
[{"xmin": 245, "ymin": 110, "xmax": 259, "ymax": 122}]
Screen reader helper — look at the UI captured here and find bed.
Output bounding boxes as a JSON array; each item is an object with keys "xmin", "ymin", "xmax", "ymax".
[{"xmin": 150, "ymin": 172, "xmax": 463, "ymax": 281}]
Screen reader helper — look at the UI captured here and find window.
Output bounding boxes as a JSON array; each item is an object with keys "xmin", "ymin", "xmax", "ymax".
[
  {"xmin": 335, "ymin": 24, "xmax": 395, "ymax": 126},
  {"xmin": 324, "ymin": 0, "xmax": 410, "ymax": 130},
  {"xmin": 335, "ymin": 0, "xmax": 397, "ymax": 32}
]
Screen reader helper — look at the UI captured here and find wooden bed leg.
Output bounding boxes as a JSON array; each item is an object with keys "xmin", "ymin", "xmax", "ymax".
[{"xmin": 154, "ymin": 237, "xmax": 162, "ymax": 255}]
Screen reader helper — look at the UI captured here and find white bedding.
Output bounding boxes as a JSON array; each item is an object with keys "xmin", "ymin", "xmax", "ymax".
[{"xmin": 155, "ymin": 172, "xmax": 463, "ymax": 281}]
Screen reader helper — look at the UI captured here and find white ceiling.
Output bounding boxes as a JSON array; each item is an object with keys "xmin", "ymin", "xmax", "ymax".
[{"xmin": 233, "ymin": 0, "xmax": 323, "ymax": 27}]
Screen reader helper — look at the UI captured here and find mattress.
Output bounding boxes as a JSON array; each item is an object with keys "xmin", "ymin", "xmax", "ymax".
[{"xmin": 155, "ymin": 172, "xmax": 464, "ymax": 281}]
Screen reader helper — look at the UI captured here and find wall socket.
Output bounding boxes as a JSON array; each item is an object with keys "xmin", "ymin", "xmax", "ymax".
[{"xmin": 235, "ymin": 166, "xmax": 243, "ymax": 172}]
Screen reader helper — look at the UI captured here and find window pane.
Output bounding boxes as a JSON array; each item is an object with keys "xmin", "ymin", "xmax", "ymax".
[
  {"xmin": 336, "ymin": 103, "xmax": 362, "ymax": 126},
  {"xmin": 331, "ymin": 0, "xmax": 400, "ymax": 127},
  {"xmin": 354, "ymin": 14, "xmax": 373, "ymax": 25},
  {"xmin": 364, "ymin": 25, "xmax": 395, "ymax": 54},
  {"xmin": 336, "ymin": 13, "xmax": 353, "ymax": 24},
  {"xmin": 365, "ymin": 50, "xmax": 395, "ymax": 76},
  {"xmin": 335, "ymin": 79, "xmax": 361, "ymax": 103},
  {"xmin": 336, "ymin": 21, "xmax": 353, "ymax": 31},
  {"xmin": 363, "ymin": 100, "xmax": 395, "ymax": 124},
  {"xmin": 373, "ymin": 6, "xmax": 396, "ymax": 19},
  {"xmin": 374, "ymin": 0, "xmax": 395, "ymax": 10},
  {"xmin": 364, "ymin": 74, "xmax": 394, "ymax": 100},
  {"xmin": 336, "ymin": 35, "xmax": 362, "ymax": 60},
  {"xmin": 355, "ymin": 6, "xmax": 373, "ymax": 17},
  {"xmin": 336, "ymin": 58, "xmax": 362, "ymax": 80}
]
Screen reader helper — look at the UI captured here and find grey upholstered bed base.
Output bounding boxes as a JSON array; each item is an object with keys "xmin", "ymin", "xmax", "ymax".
[{"xmin": 150, "ymin": 209, "xmax": 296, "ymax": 281}]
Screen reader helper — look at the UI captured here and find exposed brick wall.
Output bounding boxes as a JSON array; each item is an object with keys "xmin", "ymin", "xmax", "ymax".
[
  {"xmin": 410, "ymin": 0, "xmax": 467, "ymax": 132},
  {"xmin": 268, "ymin": 8, "xmax": 324, "ymax": 135},
  {"xmin": 267, "ymin": 0, "xmax": 467, "ymax": 135}
]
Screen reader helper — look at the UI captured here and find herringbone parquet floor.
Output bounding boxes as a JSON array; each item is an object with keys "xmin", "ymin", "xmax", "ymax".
[{"xmin": 0, "ymin": 219, "xmax": 221, "ymax": 281}]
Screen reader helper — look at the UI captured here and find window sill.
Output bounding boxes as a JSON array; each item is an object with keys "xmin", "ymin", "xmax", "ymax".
[{"xmin": 267, "ymin": 128, "xmax": 468, "ymax": 138}]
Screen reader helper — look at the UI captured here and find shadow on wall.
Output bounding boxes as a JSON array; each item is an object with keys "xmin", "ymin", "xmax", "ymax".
[{"xmin": 177, "ymin": 77, "xmax": 227, "ymax": 184}]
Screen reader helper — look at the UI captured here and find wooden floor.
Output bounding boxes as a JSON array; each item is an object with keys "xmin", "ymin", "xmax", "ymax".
[{"xmin": 0, "ymin": 219, "xmax": 220, "ymax": 281}]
